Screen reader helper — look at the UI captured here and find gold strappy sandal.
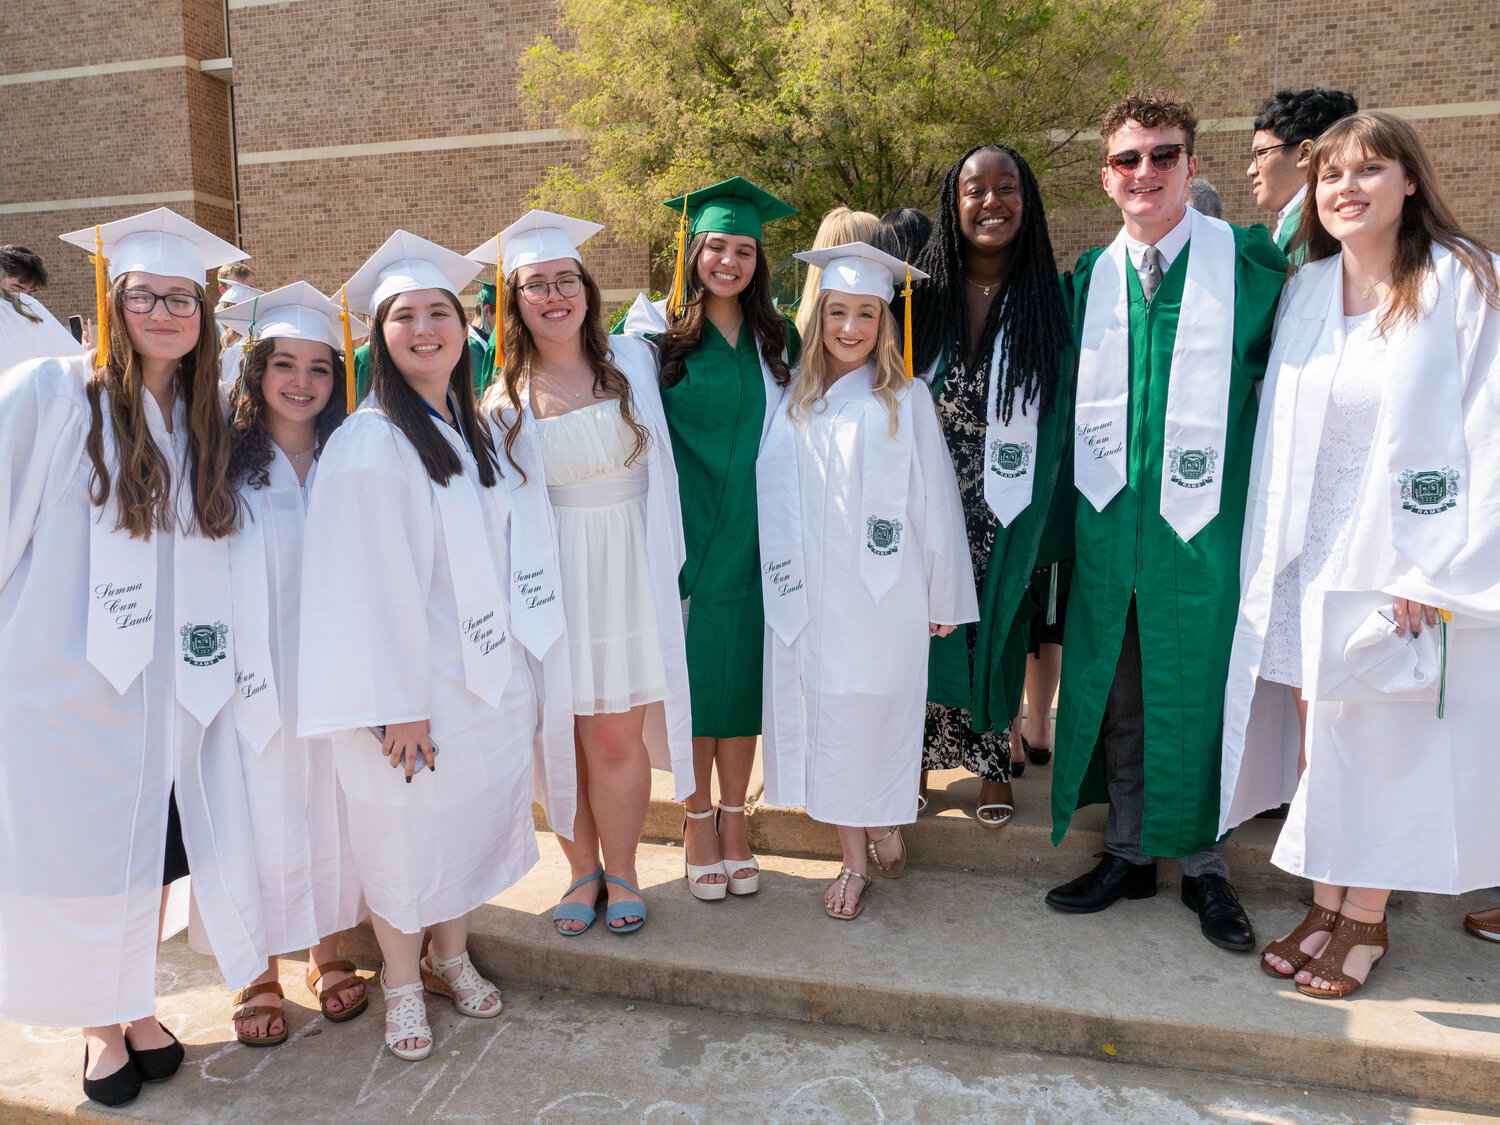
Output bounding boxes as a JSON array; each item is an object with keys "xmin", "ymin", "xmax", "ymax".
[{"xmin": 825, "ymin": 867, "xmax": 872, "ymax": 920}]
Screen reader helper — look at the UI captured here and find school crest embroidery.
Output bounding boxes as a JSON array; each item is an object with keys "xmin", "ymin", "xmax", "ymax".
[
  {"xmin": 866, "ymin": 516, "xmax": 903, "ymax": 557},
  {"xmin": 1168, "ymin": 446, "xmax": 1218, "ymax": 489},
  {"xmin": 1398, "ymin": 467, "xmax": 1460, "ymax": 515},
  {"xmin": 988, "ymin": 439, "xmax": 1032, "ymax": 479},
  {"xmin": 180, "ymin": 621, "xmax": 229, "ymax": 667}
]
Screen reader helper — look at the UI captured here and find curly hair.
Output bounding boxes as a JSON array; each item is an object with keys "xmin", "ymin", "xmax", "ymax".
[
  {"xmin": 1100, "ymin": 91, "xmax": 1199, "ymax": 156},
  {"xmin": 1253, "ymin": 86, "xmax": 1359, "ymax": 145},
  {"xmin": 227, "ymin": 336, "xmax": 347, "ymax": 490}
]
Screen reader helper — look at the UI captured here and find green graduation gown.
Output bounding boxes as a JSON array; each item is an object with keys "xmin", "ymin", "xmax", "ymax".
[
  {"xmin": 661, "ymin": 323, "xmax": 796, "ymax": 737},
  {"xmin": 1051, "ymin": 225, "xmax": 1285, "ymax": 856},
  {"xmin": 925, "ymin": 343, "xmax": 1077, "ymax": 739}
]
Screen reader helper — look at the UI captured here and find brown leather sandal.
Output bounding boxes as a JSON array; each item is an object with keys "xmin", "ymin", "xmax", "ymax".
[
  {"xmin": 232, "ymin": 981, "xmax": 289, "ymax": 1047},
  {"xmin": 305, "ymin": 958, "xmax": 368, "ymax": 1023},
  {"xmin": 1295, "ymin": 912, "xmax": 1389, "ymax": 999},
  {"xmin": 1260, "ymin": 903, "xmax": 1340, "ymax": 979}
]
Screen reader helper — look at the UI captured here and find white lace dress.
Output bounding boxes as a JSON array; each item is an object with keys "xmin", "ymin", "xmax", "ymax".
[
  {"xmin": 1261, "ymin": 310, "xmax": 1384, "ymax": 688},
  {"xmin": 534, "ymin": 398, "xmax": 669, "ymax": 715}
]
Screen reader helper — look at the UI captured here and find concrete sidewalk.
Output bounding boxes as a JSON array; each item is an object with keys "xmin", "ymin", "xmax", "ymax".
[{"xmin": 0, "ymin": 938, "xmax": 1495, "ymax": 1124}]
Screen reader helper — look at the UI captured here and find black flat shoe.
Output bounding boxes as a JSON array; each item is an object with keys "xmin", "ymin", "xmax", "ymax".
[
  {"xmin": 1009, "ymin": 755, "xmax": 1026, "ymax": 778},
  {"xmin": 127, "ymin": 1026, "xmax": 185, "ymax": 1082},
  {"xmin": 1045, "ymin": 853, "xmax": 1157, "ymax": 913},
  {"xmin": 1181, "ymin": 874, "xmax": 1256, "ymax": 952},
  {"xmin": 1022, "ymin": 735, "xmax": 1052, "ymax": 766},
  {"xmin": 83, "ymin": 1045, "xmax": 142, "ymax": 1107}
]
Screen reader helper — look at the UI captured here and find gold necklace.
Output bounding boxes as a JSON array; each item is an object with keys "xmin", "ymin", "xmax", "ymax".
[
  {"xmin": 965, "ymin": 276, "xmax": 1000, "ymax": 298},
  {"xmin": 1358, "ymin": 273, "xmax": 1391, "ymax": 301}
]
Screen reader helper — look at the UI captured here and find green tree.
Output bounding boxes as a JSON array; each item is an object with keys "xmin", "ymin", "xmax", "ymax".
[{"xmin": 519, "ymin": 0, "xmax": 1225, "ymax": 274}]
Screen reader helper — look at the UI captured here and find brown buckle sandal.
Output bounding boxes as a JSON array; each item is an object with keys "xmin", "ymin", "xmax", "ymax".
[
  {"xmin": 1260, "ymin": 903, "xmax": 1340, "ymax": 978},
  {"xmin": 1295, "ymin": 912, "xmax": 1389, "ymax": 999},
  {"xmin": 305, "ymin": 958, "xmax": 368, "ymax": 1023},
  {"xmin": 232, "ymin": 981, "xmax": 289, "ymax": 1047}
]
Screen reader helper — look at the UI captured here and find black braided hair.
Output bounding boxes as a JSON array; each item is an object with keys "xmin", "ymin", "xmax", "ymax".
[{"xmin": 907, "ymin": 144, "xmax": 1067, "ymax": 424}]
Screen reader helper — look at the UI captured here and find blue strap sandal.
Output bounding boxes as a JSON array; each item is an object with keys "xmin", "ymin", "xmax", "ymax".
[
  {"xmin": 603, "ymin": 875, "xmax": 647, "ymax": 934},
  {"xmin": 552, "ymin": 870, "xmax": 605, "ymax": 937}
]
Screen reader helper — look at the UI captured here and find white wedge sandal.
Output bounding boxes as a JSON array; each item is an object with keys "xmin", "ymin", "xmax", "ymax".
[
  {"xmin": 683, "ymin": 805, "xmax": 728, "ymax": 901},
  {"xmin": 380, "ymin": 968, "xmax": 432, "ymax": 1062},
  {"xmin": 717, "ymin": 803, "xmax": 761, "ymax": 896},
  {"xmin": 420, "ymin": 947, "xmax": 503, "ymax": 1018}
]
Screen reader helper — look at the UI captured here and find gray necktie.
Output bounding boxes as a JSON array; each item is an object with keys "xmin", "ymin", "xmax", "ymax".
[{"xmin": 1140, "ymin": 245, "xmax": 1163, "ymax": 302}]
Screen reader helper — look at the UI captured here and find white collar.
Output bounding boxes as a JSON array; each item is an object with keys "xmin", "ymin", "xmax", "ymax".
[
  {"xmin": 1278, "ymin": 184, "xmax": 1308, "ymax": 223},
  {"xmin": 1123, "ymin": 208, "xmax": 1192, "ymax": 275}
]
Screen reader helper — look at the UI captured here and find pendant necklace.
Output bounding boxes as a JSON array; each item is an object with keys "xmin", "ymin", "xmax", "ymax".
[
  {"xmin": 284, "ymin": 442, "xmax": 316, "ymax": 463},
  {"xmin": 966, "ymin": 276, "xmax": 1000, "ymax": 298},
  {"xmin": 1358, "ymin": 273, "xmax": 1391, "ymax": 302}
]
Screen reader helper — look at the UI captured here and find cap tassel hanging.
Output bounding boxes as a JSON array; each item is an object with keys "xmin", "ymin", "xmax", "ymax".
[
  {"xmin": 492, "ymin": 242, "xmax": 505, "ymax": 376},
  {"xmin": 235, "ymin": 295, "xmax": 261, "ymax": 405},
  {"xmin": 339, "ymin": 285, "xmax": 357, "ymax": 414},
  {"xmin": 902, "ymin": 265, "xmax": 915, "ymax": 380},
  {"xmin": 91, "ymin": 226, "xmax": 111, "ymax": 369},
  {"xmin": 667, "ymin": 196, "xmax": 689, "ymax": 321}
]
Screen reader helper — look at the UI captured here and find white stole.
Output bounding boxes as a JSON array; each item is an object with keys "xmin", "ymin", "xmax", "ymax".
[
  {"xmin": 504, "ymin": 419, "xmax": 568, "ymax": 660},
  {"xmin": 757, "ymin": 395, "xmax": 808, "ymax": 645},
  {"xmin": 1074, "ymin": 207, "xmax": 1237, "ymax": 540},
  {"xmin": 860, "ymin": 386, "xmax": 914, "ymax": 602},
  {"xmin": 981, "ymin": 340, "xmax": 1040, "ymax": 527},
  {"xmin": 227, "ymin": 486, "xmax": 281, "ymax": 754},
  {"xmin": 431, "ymin": 423, "xmax": 512, "ymax": 706}
]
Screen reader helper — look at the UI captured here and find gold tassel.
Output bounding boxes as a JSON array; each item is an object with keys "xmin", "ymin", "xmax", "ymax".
[
  {"xmin": 339, "ymin": 285, "xmax": 357, "ymax": 413},
  {"xmin": 667, "ymin": 197, "xmax": 689, "ymax": 321},
  {"xmin": 91, "ymin": 226, "xmax": 111, "ymax": 368},
  {"xmin": 493, "ymin": 243, "xmax": 504, "ymax": 375},
  {"xmin": 902, "ymin": 265, "xmax": 914, "ymax": 380}
]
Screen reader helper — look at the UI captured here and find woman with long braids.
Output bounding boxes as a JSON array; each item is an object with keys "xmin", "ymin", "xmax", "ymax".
[
  {"xmin": 906, "ymin": 145, "xmax": 1073, "ymax": 827},
  {"xmin": 619, "ymin": 178, "xmax": 798, "ymax": 903},
  {"xmin": 0, "ymin": 209, "xmax": 269, "ymax": 1105}
]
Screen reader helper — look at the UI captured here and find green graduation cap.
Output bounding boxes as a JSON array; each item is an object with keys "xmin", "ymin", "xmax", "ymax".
[
  {"xmin": 663, "ymin": 176, "xmax": 796, "ymax": 241},
  {"xmin": 477, "ymin": 281, "xmax": 496, "ymax": 307}
]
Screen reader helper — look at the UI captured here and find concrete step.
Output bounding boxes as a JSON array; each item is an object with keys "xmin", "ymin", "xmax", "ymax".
[
  {"xmin": 4, "ymin": 942, "xmax": 1495, "ymax": 1124},
  {"xmin": 329, "ymin": 833, "xmax": 1500, "ymax": 1110}
]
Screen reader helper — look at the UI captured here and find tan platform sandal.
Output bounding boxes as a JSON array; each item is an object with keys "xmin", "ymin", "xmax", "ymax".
[
  {"xmin": 1260, "ymin": 903, "xmax": 1340, "ymax": 979},
  {"xmin": 1295, "ymin": 912, "xmax": 1389, "ymax": 999},
  {"xmin": 825, "ymin": 867, "xmax": 872, "ymax": 920},
  {"xmin": 232, "ymin": 981, "xmax": 289, "ymax": 1048},
  {"xmin": 305, "ymin": 958, "xmax": 368, "ymax": 1022},
  {"xmin": 866, "ymin": 826, "xmax": 907, "ymax": 879}
]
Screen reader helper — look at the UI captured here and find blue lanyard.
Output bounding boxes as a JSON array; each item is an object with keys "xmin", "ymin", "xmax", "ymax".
[{"xmin": 424, "ymin": 393, "xmax": 469, "ymax": 454}]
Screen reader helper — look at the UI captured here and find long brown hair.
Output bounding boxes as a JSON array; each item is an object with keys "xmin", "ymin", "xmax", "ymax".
[
  {"xmin": 657, "ymin": 232, "xmax": 793, "ymax": 390},
  {"xmin": 1294, "ymin": 111, "xmax": 1499, "ymax": 332},
  {"xmin": 491, "ymin": 260, "xmax": 650, "ymax": 481},
  {"xmin": 368, "ymin": 289, "xmax": 500, "ymax": 488},
  {"xmin": 227, "ymin": 337, "xmax": 348, "ymax": 489},
  {"xmin": 788, "ymin": 292, "xmax": 905, "ymax": 438},
  {"xmin": 84, "ymin": 277, "xmax": 238, "ymax": 539}
]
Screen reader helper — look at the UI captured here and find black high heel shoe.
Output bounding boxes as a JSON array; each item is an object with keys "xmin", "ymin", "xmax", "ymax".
[
  {"xmin": 1022, "ymin": 734, "xmax": 1052, "ymax": 767},
  {"xmin": 127, "ymin": 1025, "xmax": 185, "ymax": 1083},
  {"xmin": 83, "ymin": 1044, "xmax": 142, "ymax": 1107}
]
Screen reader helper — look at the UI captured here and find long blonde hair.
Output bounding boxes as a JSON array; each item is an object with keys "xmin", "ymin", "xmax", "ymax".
[
  {"xmin": 788, "ymin": 291, "xmax": 905, "ymax": 437},
  {"xmin": 793, "ymin": 207, "xmax": 880, "ymax": 338}
]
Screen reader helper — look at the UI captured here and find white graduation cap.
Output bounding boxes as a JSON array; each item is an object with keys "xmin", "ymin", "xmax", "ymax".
[
  {"xmin": 59, "ymin": 207, "xmax": 247, "ymax": 285},
  {"xmin": 217, "ymin": 281, "xmax": 264, "ymax": 309},
  {"xmin": 217, "ymin": 281, "xmax": 368, "ymax": 351},
  {"xmin": 1313, "ymin": 590, "xmax": 1442, "ymax": 703},
  {"xmin": 793, "ymin": 241, "xmax": 929, "ymax": 302},
  {"xmin": 469, "ymin": 210, "xmax": 604, "ymax": 278},
  {"xmin": 343, "ymin": 230, "xmax": 481, "ymax": 316}
]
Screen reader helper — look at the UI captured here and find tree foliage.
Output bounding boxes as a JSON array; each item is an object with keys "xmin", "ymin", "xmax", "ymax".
[{"xmin": 519, "ymin": 0, "xmax": 1223, "ymax": 269}]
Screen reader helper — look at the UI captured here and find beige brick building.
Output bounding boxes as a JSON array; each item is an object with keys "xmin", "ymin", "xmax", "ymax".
[{"xmin": 4, "ymin": 1, "xmax": 1496, "ymax": 321}]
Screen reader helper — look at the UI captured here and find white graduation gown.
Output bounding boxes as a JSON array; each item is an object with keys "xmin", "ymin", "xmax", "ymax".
[
  {"xmin": 759, "ymin": 369, "xmax": 979, "ymax": 826},
  {"xmin": 297, "ymin": 406, "xmax": 541, "ymax": 933},
  {"xmin": 0, "ymin": 294, "xmax": 80, "ymax": 376},
  {"xmin": 488, "ymin": 334, "xmax": 695, "ymax": 800},
  {"xmin": 230, "ymin": 453, "xmax": 364, "ymax": 954},
  {"xmin": 0, "ymin": 355, "xmax": 267, "ymax": 1027},
  {"xmin": 1220, "ymin": 249, "xmax": 1500, "ymax": 893},
  {"xmin": 220, "ymin": 340, "xmax": 247, "ymax": 392}
]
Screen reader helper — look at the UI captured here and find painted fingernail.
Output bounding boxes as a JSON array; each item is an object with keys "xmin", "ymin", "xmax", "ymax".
[{"xmin": 406, "ymin": 775, "xmax": 412, "ymax": 784}]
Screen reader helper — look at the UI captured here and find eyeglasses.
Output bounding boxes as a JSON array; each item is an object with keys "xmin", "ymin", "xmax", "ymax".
[
  {"xmin": 1105, "ymin": 143, "xmax": 1187, "ymax": 174},
  {"xmin": 121, "ymin": 289, "xmax": 202, "ymax": 317},
  {"xmin": 1249, "ymin": 141, "xmax": 1294, "ymax": 168},
  {"xmin": 517, "ymin": 274, "xmax": 583, "ymax": 304}
]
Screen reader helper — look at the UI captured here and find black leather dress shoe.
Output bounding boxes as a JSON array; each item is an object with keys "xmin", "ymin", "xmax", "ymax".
[
  {"xmin": 1045, "ymin": 853, "xmax": 1157, "ymax": 913},
  {"xmin": 127, "ymin": 1026, "xmax": 185, "ymax": 1083},
  {"xmin": 1181, "ymin": 874, "xmax": 1256, "ymax": 951},
  {"xmin": 82, "ymin": 1046, "xmax": 142, "ymax": 1107}
]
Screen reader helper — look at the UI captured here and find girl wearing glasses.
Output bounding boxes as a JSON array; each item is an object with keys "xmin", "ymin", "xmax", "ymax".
[
  {"xmin": 479, "ymin": 211, "xmax": 691, "ymax": 936},
  {"xmin": 216, "ymin": 285, "xmax": 367, "ymax": 1048},
  {"xmin": 617, "ymin": 178, "xmax": 797, "ymax": 904},
  {"xmin": 1221, "ymin": 111, "xmax": 1500, "ymax": 999},
  {"xmin": 0, "ymin": 210, "xmax": 269, "ymax": 1105},
  {"xmin": 299, "ymin": 232, "xmax": 553, "ymax": 1061}
]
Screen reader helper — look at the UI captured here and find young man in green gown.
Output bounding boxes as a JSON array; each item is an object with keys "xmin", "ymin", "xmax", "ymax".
[
  {"xmin": 1246, "ymin": 86, "xmax": 1359, "ymax": 259},
  {"xmin": 1046, "ymin": 92, "xmax": 1287, "ymax": 953}
]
